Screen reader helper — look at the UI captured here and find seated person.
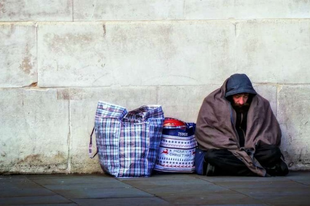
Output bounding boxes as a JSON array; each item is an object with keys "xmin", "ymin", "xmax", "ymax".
[{"xmin": 195, "ymin": 73, "xmax": 288, "ymax": 176}]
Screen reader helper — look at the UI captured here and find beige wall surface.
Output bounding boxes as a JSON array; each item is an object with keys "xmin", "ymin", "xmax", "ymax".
[{"xmin": 1, "ymin": 0, "xmax": 310, "ymax": 173}]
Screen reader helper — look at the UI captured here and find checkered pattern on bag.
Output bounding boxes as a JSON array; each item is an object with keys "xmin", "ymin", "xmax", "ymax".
[{"xmin": 95, "ymin": 102, "xmax": 164, "ymax": 177}]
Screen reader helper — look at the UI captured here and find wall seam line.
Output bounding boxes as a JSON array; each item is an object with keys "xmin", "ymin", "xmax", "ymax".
[
  {"xmin": 67, "ymin": 97, "xmax": 72, "ymax": 173},
  {"xmin": 35, "ymin": 22, "xmax": 39, "ymax": 86},
  {"xmin": 72, "ymin": 0, "xmax": 74, "ymax": 22}
]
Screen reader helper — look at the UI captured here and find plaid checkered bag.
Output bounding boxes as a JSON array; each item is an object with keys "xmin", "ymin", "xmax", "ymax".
[{"xmin": 89, "ymin": 101, "xmax": 164, "ymax": 177}]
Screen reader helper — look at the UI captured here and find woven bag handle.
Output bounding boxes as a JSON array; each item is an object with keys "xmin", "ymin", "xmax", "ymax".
[{"xmin": 89, "ymin": 127, "xmax": 98, "ymax": 159}]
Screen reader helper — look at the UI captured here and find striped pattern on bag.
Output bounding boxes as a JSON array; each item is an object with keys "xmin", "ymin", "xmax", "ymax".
[
  {"xmin": 155, "ymin": 118, "xmax": 197, "ymax": 173},
  {"xmin": 94, "ymin": 101, "xmax": 164, "ymax": 177}
]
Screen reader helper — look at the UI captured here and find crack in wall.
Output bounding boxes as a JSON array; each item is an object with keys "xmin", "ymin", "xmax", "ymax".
[
  {"xmin": 102, "ymin": 24, "xmax": 106, "ymax": 37},
  {"xmin": 67, "ymin": 98, "xmax": 72, "ymax": 173}
]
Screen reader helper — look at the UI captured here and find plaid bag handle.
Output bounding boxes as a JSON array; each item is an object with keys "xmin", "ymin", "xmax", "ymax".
[{"xmin": 89, "ymin": 127, "xmax": 98, "ymax": 159}]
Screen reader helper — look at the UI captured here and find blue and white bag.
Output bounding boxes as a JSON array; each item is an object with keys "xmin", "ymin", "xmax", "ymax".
[{"xmin": 154, "ymin": 118, "xmax": 197, "ymax": 173}]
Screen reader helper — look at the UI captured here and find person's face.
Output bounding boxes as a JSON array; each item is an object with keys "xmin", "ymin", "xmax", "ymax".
[{"xmin": 232, "ymin": 93, "xmax": 249, "ymax": 107}]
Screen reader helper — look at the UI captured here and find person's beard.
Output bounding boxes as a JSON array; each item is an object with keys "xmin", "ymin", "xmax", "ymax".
[{"xmin": 232, "ymin": 102, "xmax": 250, "ymax": 113}]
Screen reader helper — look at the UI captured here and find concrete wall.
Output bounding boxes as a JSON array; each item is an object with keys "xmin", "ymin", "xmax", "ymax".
[{"xmin": 1, "ymin": 0, "xmax": 310, "ymax": 174}]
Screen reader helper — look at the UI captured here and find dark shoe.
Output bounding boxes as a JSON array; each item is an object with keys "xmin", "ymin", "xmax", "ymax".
[
  {"xmin": 205, "ymin": 163, "xmax": 216, "ymax": 176},
  {"xmin": 277, "ymin": 160, "xmax": 289, "ymax": 176},
  {"xmin": 266, "ymin": 160, "xmax": 289, "ymax": 176}
]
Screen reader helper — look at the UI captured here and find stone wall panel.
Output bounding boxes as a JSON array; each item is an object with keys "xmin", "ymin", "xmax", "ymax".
[
  {"xmin": 74, "ymin": 0, "xmax": 183, "ymax": 21},
  {"xmin": 278, "ymin": 85, "xmax": 310, "ymax": 170},
  {"xmin": 38, "ymin": 23, "xmax": 110, "ymax": 87},
  {"xmin": 0, "ymin": 0, "xmax": 72, "ymax": 21},
  {"xmin": 107, "ymin": 21, "xmax": 235, "ymax": 86},
  {"xmin": 236, "ymin": 20, "xmax": 310, "ymax": 84},
  {"xmin": 0, "ymin": 89, "xmax": 69, "ymax": 173},
  {"xmin": 253, "ymin": 84, "xmax": 278, "ymax": 116},
  {"xmin": 0, "ymin": 23, "xmax": 37, "ymax": 87},
  {"xmin": 158, "ymin": 85, "xmax": 220, "ymax": 122},
  {"xmin": 184, "ymin": 0, "xmax": 310, "ymax": 19},
  {"xmin": 38, "ymin": 21, "xmax": 235, "ymax": 87}
]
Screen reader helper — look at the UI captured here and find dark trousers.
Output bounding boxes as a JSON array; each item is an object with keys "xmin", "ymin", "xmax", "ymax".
[{"xmin": 204, "ymin": 145, "xmax": 287, "ymax": 176}]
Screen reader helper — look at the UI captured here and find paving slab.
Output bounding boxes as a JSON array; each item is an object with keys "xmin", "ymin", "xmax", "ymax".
[
  {"xmin": 0, "ymin": 195, "xmax": 72, "ymax": 205},
  {"xmin": 29, "ymin": 174, "xmax": 152, "ymax": 199},
  {"xmin": 121, "ymin": 174, "xmax": 227, "ymax": 196},
  {"xmin": 119, "ymin": 173, "xmax": 213, "ymax": 186},
  {"xmin": 285, "ymin": 171, "xmax": 310, "ymax": 185},
  {"xmin": 121, "ymin": 174, "xmax": 264, "ymax": 205},
  {"xmin": 190, "ymin": 205, "xmax": 268, "ymax": 206},
  {"xmin": 230, "ymin": 184, "xmax": 310, "ymax": 198},
  {"xmin": 264, "ymin": 195, "xmax": 310, "ymax": 206},
  {"xmin": 0, "ymin": 188, "xmax": 55, "ymax": 198},
  {"xmin": 0, "ymin": 172, "xmax": 310, "ymax": 206},
  {"xmin": 0, "ymin": 176, "xmax": 40, "ymax": 190},
  {"xmin": 28, "ymin": 174, "xmax": 124, "ymax": 185},
  {"xmin": 212, "ymin": 180, "xmax": 308, "ymax": 189},
  {"xmin": 72, "ymin": 197, "xmax": 171, "ymax": 206},
  {"xmin": 159, "ymin": 191, "xmax": 265, "ymax": 205},
  {"xmin": 197, "ymin": 175, "xmax": 288, "ymax": 183},
  {"xmin": 51, "ymin": 187, "xmax": 153, "ymax": 199},
  {"xmin": 12, "ymin": 205, "xmax": 78, "ymax": 206}
]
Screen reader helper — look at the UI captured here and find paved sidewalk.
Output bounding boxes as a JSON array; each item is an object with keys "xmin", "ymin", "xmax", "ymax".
[{"xmin": 0, "ymin": 171, "xmax": 310, "ymax": 206}]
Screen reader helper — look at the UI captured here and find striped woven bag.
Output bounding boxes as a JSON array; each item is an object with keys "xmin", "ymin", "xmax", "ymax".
[{"xmin": 89, "ymin": 102, "xmax": 164, "ymax": 177}]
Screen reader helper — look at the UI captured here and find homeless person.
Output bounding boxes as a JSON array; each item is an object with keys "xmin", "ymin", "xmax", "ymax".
[{"xmin": 195, "ymin": 73, "xmax": 289, "ymax": 177}]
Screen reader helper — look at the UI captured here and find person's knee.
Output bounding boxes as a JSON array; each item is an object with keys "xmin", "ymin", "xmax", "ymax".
[
  {"xmin": 204, "ymin": 149, "xmax": 217, "ymax": 162},
  {"xmin": 255, "ymin": 145, "xmax": 284, "ymax": 167},
  {"xmin": 257, "ymin": 145, "xmax": 282, "ymax": 159},
  {"xmin": 267, "ymin": 146, "xmax": 281, "ymax": 159},
  {"xmin": 204, "ymin": 149, "xmax": 230, "ymax": 163}
]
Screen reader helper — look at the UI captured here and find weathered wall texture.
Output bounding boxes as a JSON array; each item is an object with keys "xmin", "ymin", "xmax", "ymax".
[{"xmin": 1, "ymin": 0, "xmax": 310, "ymax": 174}]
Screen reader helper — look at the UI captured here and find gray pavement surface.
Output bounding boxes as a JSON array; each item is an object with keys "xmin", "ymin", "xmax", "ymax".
[{"xmin": 0, "ymin": 171, "xmax": 310, "ymax": 206}]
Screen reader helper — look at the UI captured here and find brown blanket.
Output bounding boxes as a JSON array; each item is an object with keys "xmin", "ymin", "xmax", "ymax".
[{"xmin": 195, "ymin": 79, "xmax": 281, "ymax": 176}]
